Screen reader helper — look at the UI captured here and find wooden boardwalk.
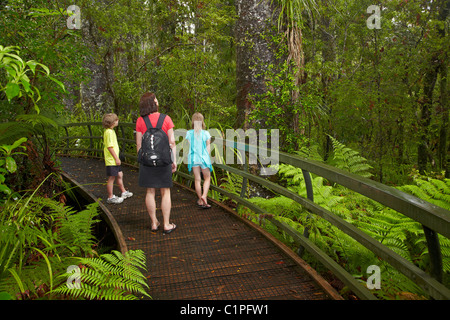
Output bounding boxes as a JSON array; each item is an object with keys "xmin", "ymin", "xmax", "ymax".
[{"xmin": 59, "ymin": 156, "xmax": 341, "ymax": 300}]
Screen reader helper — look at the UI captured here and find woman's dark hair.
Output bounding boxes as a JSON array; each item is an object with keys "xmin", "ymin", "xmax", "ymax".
[{"xmin": 139, "ymin": 92, "xmax": 158, "ymax": 116}]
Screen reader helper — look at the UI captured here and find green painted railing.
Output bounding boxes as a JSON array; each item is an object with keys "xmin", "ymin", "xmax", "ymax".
[{"xmin": 58, "ymin": 122, "xmax": 450, "ymax": 300}]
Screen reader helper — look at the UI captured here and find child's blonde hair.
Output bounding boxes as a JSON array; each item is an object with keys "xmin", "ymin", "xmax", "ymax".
[
  {"xmin": 102, "ymin": 113, "xmax": 118, "ymax": 129},
  {"xmin": 191, "ymin": 112, "xmax": 205, "ymax": 133}
]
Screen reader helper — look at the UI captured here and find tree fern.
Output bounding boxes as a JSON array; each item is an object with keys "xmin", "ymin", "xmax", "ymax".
[
  {"xmin": 0, "ymin": 190, "xmax": 120, "ymax": 300},
  {"xmin": 311, "ymin": 176, "xmax": 343, "ymax": 208},
  {"xmin": 399, "ymin": 178, "xmax": 450, "ymax": 211},
  {"xmin": 249, "ymin": 196, "xmax": 300, "ymax": 219},
  {"xmin": 371, "ymin": 261, "xmax": 425, "ymax": 300},
  {"xmin": 439, "ymin": 236, "xmax": 450, "ymax": 273},
  {"xmin": 354, "ymin": 212, "xmax": 414, "ymax": 262},
  {"xmin": 393, "ymin": 177, "xmax": 450, "ymax": 273},
  {"xmin": 53, "ymin": 250, "xmax": 150, "ymax": 300},
  {"xmin": 277, "ymin": 163, "xmax": 343, "ymax": 210},
  {"xmin": 247, "ymin": 146, "xmax": 449, "ymax": 299},
  {"xmin": 54, "ymin": 201, "xmax": 100, "ymax": 255},
  {"xmin": 9, "ymin": 195, "xmax": 101, "ymax": 256},
  {"xmin": 220, "ymin": 171, "xmax": 244, "ymax": 196},
  {"xmin": 327, "ymin": 135, "xmax": 373, "ymax": 178},
  {"xmin": 277, "ymin": 163, "xmax": 305, "ymax": 186}
]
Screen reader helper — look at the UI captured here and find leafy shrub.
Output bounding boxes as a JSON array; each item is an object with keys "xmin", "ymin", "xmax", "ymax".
[{"xmin": 0, "ymin": 163, "xmax": 150, "ymax": 300}]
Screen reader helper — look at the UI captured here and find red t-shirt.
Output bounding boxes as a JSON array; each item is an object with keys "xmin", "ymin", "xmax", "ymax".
[{"xmin": 136, "ymin": 113, "xmax": 174, "ymax": 135}]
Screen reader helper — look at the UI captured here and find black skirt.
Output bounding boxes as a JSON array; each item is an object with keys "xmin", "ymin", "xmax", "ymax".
[{"xmin": 138, "ymin": 163, "xmax": 173, "ymax": 188}]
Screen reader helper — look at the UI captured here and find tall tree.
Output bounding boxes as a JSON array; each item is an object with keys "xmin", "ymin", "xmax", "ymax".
[
  {"xmin": 417, "ymin": 0, "xmax": 449, "ymax": 175},
  {"xmin": 317, "ymin": 0, "xmax": 336, "ymax": 161},
  {"xmin": 436, "ymin": 0, "xmax": 449, "ymax": 178},
  {"xmin": 234, "ymin": 0, "xmax": 276, "ymax": 129}
]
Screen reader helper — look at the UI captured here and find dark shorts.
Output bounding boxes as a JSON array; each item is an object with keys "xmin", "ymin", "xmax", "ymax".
[{"xmin": 106, "ymin": 165, "xmax": 122, "ymax": 177}]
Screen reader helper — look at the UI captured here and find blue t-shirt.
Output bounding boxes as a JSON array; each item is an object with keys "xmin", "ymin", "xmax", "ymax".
[{"xmin": 185, "ymin": 129, "xmax": 213, "ymax": 172}]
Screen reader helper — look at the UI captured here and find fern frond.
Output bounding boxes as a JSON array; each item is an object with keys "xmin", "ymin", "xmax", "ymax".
[
  {"xmin": 55, "ymin": 202, "xmax": 100, "ymax": 255},
  {"xmin": 220, "ymin": 171, "xmax": 244, "ymax": 196},
  {"xmin": 398, "ymin": 178, "xmax": 450, "ymax": 210},
  {"xmin": 278, "ymin": 164, "xmax": 303, "ymax": 184},
  {"xmin": 327, "ymin": 135, "xmax": 373, "ymax": 178},
  {"xmin": 438, "ymin": 236, "xmax": 450, "ymax": 273},
  {"xmin": 429, "ymin": 179, "xmax": 450, "ymax": 194},
  {"xmin": 294, "ymin": 143, "xmax": 323, "ymax": 161},
  {"xmin": 53, "ymin": 249, "xmax": 150, "ymax": 300},
  {"xmin": 248, "ymin": 196, "xmax": 301, "ymax": 219}
]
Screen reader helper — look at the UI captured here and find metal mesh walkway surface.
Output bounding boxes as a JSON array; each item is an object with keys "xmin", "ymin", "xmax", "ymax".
[{"xmin": 59, "ymin": 156, "xmax": 340, "ymax": 300}]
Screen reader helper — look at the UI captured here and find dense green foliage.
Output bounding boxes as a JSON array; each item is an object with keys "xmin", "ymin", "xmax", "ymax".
[
  {"xmin": 245, "ymin": 156, "xmax": 450, "ymax": 299},
  {"xmin": 0, "ymin": 138, "xmax": 150, "ymax": 300},
  {"xmin": 1, "ymin": 1, "xmax": 448, "ymax": 181},
  {"xmin": 0, "ymin": 35, "xmax": 149, "ymax": 299}
]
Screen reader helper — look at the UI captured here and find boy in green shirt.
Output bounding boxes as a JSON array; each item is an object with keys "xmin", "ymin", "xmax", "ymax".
[{"xmin": 103, "ymin": 113, "xmax": 133, "ymax": 204}]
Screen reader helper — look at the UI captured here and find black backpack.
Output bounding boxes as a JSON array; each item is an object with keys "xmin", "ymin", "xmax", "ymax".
[{"xmin": 137, "ymin": 114, "xmax": 172, "ymax": 167}]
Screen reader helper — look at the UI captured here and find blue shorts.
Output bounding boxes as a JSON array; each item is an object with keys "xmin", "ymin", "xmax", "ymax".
[
  {"xmin": 106, "ymin": 165, "xmax": 122, "ymax": 177},
  {"xmin": 192, "ymin": 164, "xmax": 209, "ymax": 170}
]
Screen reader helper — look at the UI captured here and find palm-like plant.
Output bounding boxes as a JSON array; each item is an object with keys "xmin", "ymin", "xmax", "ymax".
[
  {"xmin": 269, "ymin": 0, "xmax": 318, "ymax": 136},
  {"xmin": 270, "ymin": 0, "xmax": 317, "ymax": 69}
]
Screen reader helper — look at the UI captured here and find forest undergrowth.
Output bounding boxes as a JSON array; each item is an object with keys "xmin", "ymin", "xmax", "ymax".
[{"xmin": 219, "ymin": 137, "xmax": 450, "ymax": 300}]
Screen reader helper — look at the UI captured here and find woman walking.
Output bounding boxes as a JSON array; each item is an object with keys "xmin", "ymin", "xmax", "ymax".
[{"xmin": 136, "ymin": 92, "xmax": 177, "ymax": 234}]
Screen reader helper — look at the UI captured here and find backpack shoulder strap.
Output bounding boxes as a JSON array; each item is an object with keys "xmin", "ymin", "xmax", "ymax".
[
  {"xmin": 143, "ymin": 115, "xmax": 153, "ymax": 130},
  {"xmin": 156, "ymin": 114, "xmax": 167, "ymax": 129}
]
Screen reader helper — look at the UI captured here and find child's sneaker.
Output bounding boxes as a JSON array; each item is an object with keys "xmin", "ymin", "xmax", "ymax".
[
  {"xmin": 121, "ymin": 190, "xmax": 133, "ymax": 199},
  {"xmin": 107, "ymin": 195, "xmax": 124, "ymax": 204}
]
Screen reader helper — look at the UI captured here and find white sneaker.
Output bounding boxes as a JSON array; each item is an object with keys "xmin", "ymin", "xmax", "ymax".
[
  {"xmin": 107, "ymin": 195, "xmax": 124, "ymax": 204},
  {"xmin": 121, "ymin": 190, "xmax": 133, "ymax": 199}
]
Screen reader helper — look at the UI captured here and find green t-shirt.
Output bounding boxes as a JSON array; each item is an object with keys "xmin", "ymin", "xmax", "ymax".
[{"xmin": 103, "ymin": 128, "xmax": 119, "ymax": 166}]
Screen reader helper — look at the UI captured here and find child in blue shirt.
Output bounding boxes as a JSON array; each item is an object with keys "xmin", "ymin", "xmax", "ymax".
[{"xmin": 185, "ymin": 112, "xmax": 213, "ymax": 209}]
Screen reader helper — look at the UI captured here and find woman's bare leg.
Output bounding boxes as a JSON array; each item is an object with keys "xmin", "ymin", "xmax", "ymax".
[
  {"xmin": 145, "ymin": 188, "xmax": 159, "ymax": 230},
  {"xmin": 160, "ymin": 187, "xmax": 175, "ymax": 231}
]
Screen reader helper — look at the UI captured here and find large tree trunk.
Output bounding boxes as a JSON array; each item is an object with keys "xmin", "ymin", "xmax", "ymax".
[
  {"xmin": 319, "ymin": 6, "xmax": 336, "ymax": 161},
  {"xmin": 439, "ymin": 63, "xmax": 449, "ymax": 178},
  {"xmin": 74, "ymin": 12, "xmax": 115, "ymax": 115},
  {"xmin": 418, "ymin": 64, "xmax": 439, "ymax": 174},
  {"xmin": 438, "ymin": 0, "xmax": 449, "ymax": 178},
  {"xmin": 235, "ymin": 0, "xmax": 275, "ymax": 129}
]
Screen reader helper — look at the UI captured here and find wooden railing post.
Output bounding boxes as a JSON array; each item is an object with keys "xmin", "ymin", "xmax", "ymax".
[
  {"xmin": 64, "ymin": 125, "xmax": 70, "ymax": 150},
  {"xmin": 118, "ymin": 124, "xmax": 126, "ymax": 161},
  {"xmin": 87, "ymin": 124, "xmax": 93, "ymax": 155},
  {"xmin": 298, "ymin": 169, "xmax": 313, "ymax": 256},
  {"xmin": 239, "ymin": 162, "xmax": 248, "ymax": 201},
  {"xmin": 423, "ymin": 226, "xmax": 443, "ymax": 282}
]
